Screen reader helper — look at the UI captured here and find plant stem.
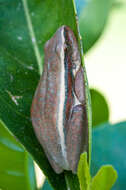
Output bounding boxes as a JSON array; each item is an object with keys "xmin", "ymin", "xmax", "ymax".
[{"xmin": 64, "ymin": 171, "xmax": 80, "ymax": 190}]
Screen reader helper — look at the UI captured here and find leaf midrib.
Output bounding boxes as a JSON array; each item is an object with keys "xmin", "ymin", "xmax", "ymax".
[{"xmin": 22, "ymin": 0, "xmax": 42, "ymax": 75}]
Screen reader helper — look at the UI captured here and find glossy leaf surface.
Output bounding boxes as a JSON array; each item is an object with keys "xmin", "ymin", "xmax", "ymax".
[
  {"xmin": 0, "ymin": 0, "xmax": 91, "ymax": 189},
  {"xmin": 0, "ymin": 120, "xmax": 36, "ymax": 190}
]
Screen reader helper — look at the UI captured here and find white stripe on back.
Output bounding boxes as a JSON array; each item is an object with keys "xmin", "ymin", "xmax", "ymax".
[{"xmin": 56, "ymin": 27, "xmax": 69, "ymax": 169}]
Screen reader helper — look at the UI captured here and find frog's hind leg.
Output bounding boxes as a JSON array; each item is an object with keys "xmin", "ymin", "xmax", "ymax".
[{"xmin": 66, "ymin": 105, "xmax": 88, "ymax": 173}]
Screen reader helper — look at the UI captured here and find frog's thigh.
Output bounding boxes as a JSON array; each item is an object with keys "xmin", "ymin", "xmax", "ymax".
[{"xmin": 66, "ymin": 105, "xmax": 87, "ymax": 173}]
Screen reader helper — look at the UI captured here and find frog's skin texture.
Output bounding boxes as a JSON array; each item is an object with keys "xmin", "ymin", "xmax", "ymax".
[{"xmin": 31, "ymin": 26, "xmax": 88, "ymax": 174}]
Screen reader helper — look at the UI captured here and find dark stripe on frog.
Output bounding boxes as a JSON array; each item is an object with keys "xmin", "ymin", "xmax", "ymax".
[{"xmin": 63, "ymin": 27, "xmax": 74, "ymax": 134}]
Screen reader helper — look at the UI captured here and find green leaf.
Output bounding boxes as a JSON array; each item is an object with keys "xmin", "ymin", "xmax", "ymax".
[
  {"xmin": 90, "ymin": 89, "xmax": 109, "ymax": 127},
  {"xmin": 79, "ymin": 0, "xmax": 114, "ymax": 52},
  {"xmin": 42, "ymin": 173, "xmax": 80, "ymax": 190},
  {"xmin": 77, "ymin": 153, "xmax": 91, "ymax": 190},
  {"xmin": 91, "ymin": 165, "xmax": 117, "ymax": 190},
  {"xmin": 0, "ymin": 119, "xmax": 36, "ymax": 190},
  {"xmin": 0, "ymin": 0, "xmax": 91, "ymax": 189},
  {"xmin": 41, "ymin": 180, "xmax": 53, "ymax": 190},
  {"xmin": 92, "ymin": 121, "xmax": 126, "ymax": 189}
]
